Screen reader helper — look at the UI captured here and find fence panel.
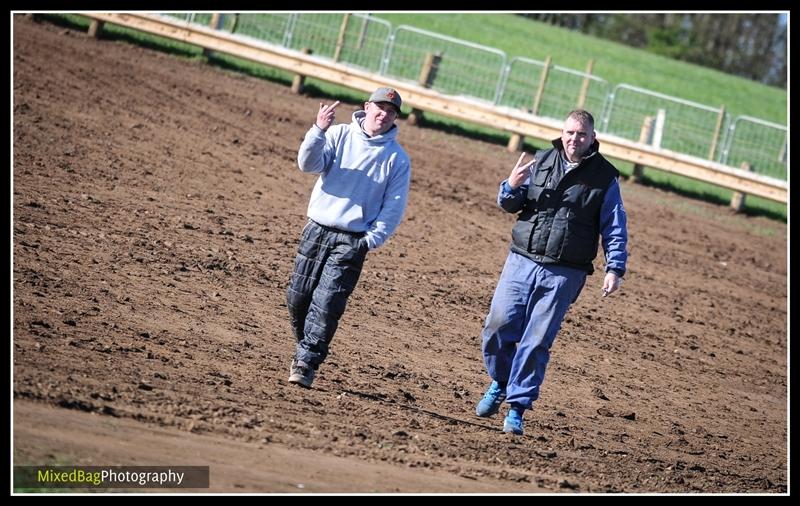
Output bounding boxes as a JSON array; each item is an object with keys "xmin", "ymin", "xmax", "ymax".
[
  {"xmin": 283, "ymin": 14, "xmax": 390, "ymax": 72},
  {"xmin": 336, "ymin": 14, "xmax": 392, "ymax": 72},
  {"xmin": 383, "ymin": 26, "xmax": 506, "ymax": 103},
  {"xmin": 601, "ymin": 84, "xmax": 726, "ymax": 159},
  {"xmin": 161, "ymin": 13, "xmax": 786, "ymax": 182},
  {"xmin": 497, "ymin": 57, "xmax": 609, "ymax": 121},
  {"xmin": 274, "ymin": 13, "xmax": 344, "ymax": 58},
  {"xmin": 721, "ymin": 116, "xmax": 787, "ymax": 180},
  {"xmin": 228, "ymin": 13, "xmax": 294, "ymax": 46},
  {"xmin": 161, "ymin": 13, "xmax": 237, "ymax": 32}
]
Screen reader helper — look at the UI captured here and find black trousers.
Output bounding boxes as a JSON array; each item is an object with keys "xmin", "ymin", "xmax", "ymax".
[{"xmin": 286, "ymin": 220, "xmax": 367, "ymax": 368}]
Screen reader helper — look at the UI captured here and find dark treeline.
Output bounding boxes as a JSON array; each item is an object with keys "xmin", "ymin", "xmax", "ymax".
[{"xmin": 519, "ymin": 13, "xmax": 787, "ymax": 88}]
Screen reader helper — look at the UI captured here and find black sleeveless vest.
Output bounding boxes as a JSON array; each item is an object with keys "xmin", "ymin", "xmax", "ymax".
[{"xmin": 510, "ymin": 144, "xmax": 619, "ymax": 274}]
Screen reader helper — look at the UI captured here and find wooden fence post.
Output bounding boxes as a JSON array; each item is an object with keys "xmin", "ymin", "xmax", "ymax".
[
  {"xmin": 333, "ymin": 14, "xmax": 351, "ymax": 63},
  {"xmin": 730, "ymin": 162, "xmax": 753, "ymax": 212},
  {"xmin": 651, "ymin": 109, "xmax": 666, "ymax": 149},
  {"xmin": 509, "ymin": 55, "xmax": 553, "ymax": 151},
  {"xmin": 531, "ymin": 56, "xmax": 552, "ymax": 117},
  {"xmin": 291, "ymin": 48, "xmax": 312, "ymax": 94},
  {"xmin": 356, "ymin": 14, "xmax": 370, "ymax": 49},
  {"xmin": 87, "ymin": 20, "xmax": 105, "ymax": 38},
  {"xmin": 507, "ymin": 133, "xmax": 524, "ymax": 152},
  {"xmin": 708, "ymin": 105, "xmax": 725, "ymax": 160},
  {"xmin": 631, "ymin": 116, "xmax": 655, "ymax": 183},
  {"xmin": 576, "ymin": 58, "xmax": 595, "ymax": 109},
  {"xmin": 203, "ymin": 14, "xmax": 224, "ymax": 58},
  {"xmin": 407, "ymin": 52, "xmax": 441, "ymax": 126}
]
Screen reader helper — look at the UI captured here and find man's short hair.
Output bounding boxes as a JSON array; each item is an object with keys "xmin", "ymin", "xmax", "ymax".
[{"xmin": 566, "ymin": 109, "xmax": 594, "ymax": 129}]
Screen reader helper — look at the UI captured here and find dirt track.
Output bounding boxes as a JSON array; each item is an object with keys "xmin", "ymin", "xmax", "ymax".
[{"xmin": 13, "ymin": 17, "xmax": 787, "ymax": 493}]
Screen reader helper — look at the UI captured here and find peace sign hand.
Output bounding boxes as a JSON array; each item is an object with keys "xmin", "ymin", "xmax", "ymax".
[
  {"xmin": 315, "ymin": 101, "xmax": 340, "ymax": 131},
  {"xmin": 508, "ymin": 152, "xmax": 537, "ymax": 189}
]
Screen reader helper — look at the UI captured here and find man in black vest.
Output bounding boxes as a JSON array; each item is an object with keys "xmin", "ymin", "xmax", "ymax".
[{"xmin": 475, "ymin": 109, "xmax": 628, "ymax": 435}]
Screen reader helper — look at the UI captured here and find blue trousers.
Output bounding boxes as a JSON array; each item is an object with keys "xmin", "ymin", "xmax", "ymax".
[
  {"xmin": 287, "ymin": 220, "xmax": 367, "ymax": 368},
  {"xmin": 482, "ymin": 251, "xmax": 586, "ymax": 408}
]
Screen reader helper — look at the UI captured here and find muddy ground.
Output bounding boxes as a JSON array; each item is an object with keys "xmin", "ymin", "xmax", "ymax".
[{"xmin": 12, "ymin": 17, "xmax": 788, "ymax": 493}]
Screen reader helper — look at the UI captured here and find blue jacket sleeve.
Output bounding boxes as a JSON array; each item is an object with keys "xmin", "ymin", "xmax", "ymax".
[
  {"xmin": 497, "ymin": 179, "xmax": 528, "ymax": 213},
  {"xmin": 599, "ymin": 179, "xmax": 628, "ymax": 277}
]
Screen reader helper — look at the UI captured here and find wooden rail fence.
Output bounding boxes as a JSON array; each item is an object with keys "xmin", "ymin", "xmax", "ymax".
[{"xmin": 78, "ymin": 13, "xmax": 787, "ymax": 205}]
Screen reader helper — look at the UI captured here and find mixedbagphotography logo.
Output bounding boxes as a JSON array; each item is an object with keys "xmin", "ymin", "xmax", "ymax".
[{"xmin": 14, "ymin": 466, "xmax": 209, "ymax": 489}]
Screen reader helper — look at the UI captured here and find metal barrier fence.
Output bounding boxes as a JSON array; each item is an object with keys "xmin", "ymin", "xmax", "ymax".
[
  {"xmin": 601, "ymin": 84, "xmax": 728, "ymax": 161},
  {"xmin": 497, "ymin": 57, "xmax": 611, "ymax": 123},
  {"xmin": 383, "ymin": 26, "xmax": 507, "ymax": 103},
  {"xmin": 78, "ymin": 12, "xmax": 786, "ymax": 204},
  {"xmin": 161, "ymin": 12, "xmax": 787, "ymax": 181},
  {"xmin": 231, "ymin": 13, "xmax": 292, "ymax": 47},
  {"xmin": 283, "ymin": 14, "xmax": 391, "ymax": 72},
  {"xmin": 720, "ymin": 116, "xmax": 787, "ymax": 180}
]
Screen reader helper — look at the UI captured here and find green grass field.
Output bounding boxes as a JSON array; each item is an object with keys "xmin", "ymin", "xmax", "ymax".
[
  {"xmin": 375, "ymin": 13, "xmax": 786, "ymax": 124},
  {"xmin": 31, "ymin": 14, "xmax": 786, "ymax": 221}
]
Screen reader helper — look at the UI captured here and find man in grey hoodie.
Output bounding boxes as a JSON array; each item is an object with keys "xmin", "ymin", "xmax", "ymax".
[{"xmin": 286, "ymin": 87, "xmax": 412, "ymax": 388}]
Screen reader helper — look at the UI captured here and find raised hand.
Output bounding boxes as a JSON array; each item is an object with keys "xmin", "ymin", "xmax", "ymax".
[
  {"xmin": 315, "ymin": 100, "xmax": 340, "ymax": 131},
  {"xmin": 508, "ymin": 152, "xmax": 537, "ymax": 189}
]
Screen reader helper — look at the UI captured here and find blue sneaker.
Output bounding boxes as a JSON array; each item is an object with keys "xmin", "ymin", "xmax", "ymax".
[
  {"xmin": 475, "ymin": 380, "xmax": 506, "ymax": 417},
  {"xmin": 503, "ymin": 405, "xmax": 524, "ymax": 435}
]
